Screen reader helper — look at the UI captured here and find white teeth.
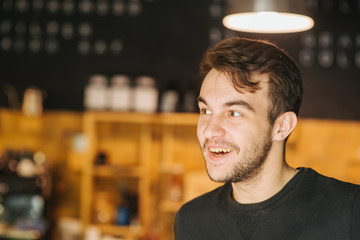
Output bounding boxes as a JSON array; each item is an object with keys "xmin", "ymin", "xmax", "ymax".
[{"xmin": 209, "ymin": 147, "xmax": 231, "ymax": 153}]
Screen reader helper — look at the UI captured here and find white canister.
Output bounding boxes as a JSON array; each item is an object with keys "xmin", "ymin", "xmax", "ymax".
[
  {"xmin": 84, "ymin": 74, "xmax": 108, "ymax": 110},
  {"xmin": 160, "ymin": 90, "xmax": 179, "ymax": 112},
  {"xmin": 108, "ymin": 75, "xmax": 132, "ymax": 111},
  {"xmin": 133, "ymin": 76, "xmax": 158, "ymax": 113}
]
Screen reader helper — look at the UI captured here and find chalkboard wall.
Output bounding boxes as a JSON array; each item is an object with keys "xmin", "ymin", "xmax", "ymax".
[{"xmin": 0, "ymin": 0, "xmax": 359, "ymax": 120}]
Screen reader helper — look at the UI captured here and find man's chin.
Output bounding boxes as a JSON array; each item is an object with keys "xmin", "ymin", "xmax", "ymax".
[{"xmin": 206, "ymin": 168, "xmax": 228, "ymax": 183}]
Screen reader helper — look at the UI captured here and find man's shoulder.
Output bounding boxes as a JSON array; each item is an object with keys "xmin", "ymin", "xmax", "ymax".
[
  {"xmin": 305, "ymin": 168, "xmax": 359, "ymax": 187},
  {"xmin": 302, "ymin": 167, "xmax": 360, "ymax": 198},
  {"xmin": 177, "ymin": 183, "xmax": 227, "ymax": 215}
]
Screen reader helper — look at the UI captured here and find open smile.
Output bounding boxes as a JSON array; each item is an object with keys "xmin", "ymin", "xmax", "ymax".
[{"xmin": 209, "ymin": 147, "xmax": 232, "ymax": 157}]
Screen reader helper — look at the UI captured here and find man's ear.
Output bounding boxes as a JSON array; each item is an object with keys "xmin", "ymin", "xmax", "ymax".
[{"xmin": 272, "ymin": 112, "xmax": 298, "ymax": 141}]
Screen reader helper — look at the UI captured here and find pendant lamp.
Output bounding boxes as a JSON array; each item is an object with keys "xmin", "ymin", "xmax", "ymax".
[{"xmin": 223, "ymin": 0, "xmax": 314, "ymax": 34}]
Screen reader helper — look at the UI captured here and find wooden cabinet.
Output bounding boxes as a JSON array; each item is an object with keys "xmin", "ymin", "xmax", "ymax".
[
  {"xmin": 81, "ymin": 112, "xmax": 157, "ymax": 239},
  {"xmin": 80, "ymin": 112, "xmax": 216, "ymax": 239},
  {"xmin": 0, "ymin": 109, "xmax": 84, "ymax": 239}
]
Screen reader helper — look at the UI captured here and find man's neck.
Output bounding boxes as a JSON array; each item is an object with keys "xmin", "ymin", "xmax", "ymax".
[{"xmin": 231, "ymin": 148, "xmax": 298, "ymax": 204}]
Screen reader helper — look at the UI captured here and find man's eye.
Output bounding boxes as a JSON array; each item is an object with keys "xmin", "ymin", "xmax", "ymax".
[
  {"xmin": 229, "ymin": 111, "xmax": 241, "ymax": 117},
  {"xmin": 200, "ymin": 109, "xmax": 212, "ymax": 115}
]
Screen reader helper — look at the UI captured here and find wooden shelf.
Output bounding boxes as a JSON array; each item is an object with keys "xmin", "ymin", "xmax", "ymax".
[
  {"xmin": 83, "ymin": 111, "xmax": 157, "ymax": 124},
  {"xmin": 158, "ymin": 113, "xmax": 198, "ymax": 126},
  {"xmin": 83, "ymin": 111, "xmax": 198, "ymax": 125},
  {"xmin": 81, "ymin": 112, "xmax": 159, "ymax": 239},
  {"xmin": 96, "ymin": 224, "xmax": 144, "ymax": 239},
  {"xmin": 93, "ymin": 165, "xmax": 142, "ymax": 178}
]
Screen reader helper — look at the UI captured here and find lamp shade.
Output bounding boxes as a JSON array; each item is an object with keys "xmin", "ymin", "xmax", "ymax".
[{"xmin": 223, "ymin": 0, "xmax": 314, "ymax": 33}]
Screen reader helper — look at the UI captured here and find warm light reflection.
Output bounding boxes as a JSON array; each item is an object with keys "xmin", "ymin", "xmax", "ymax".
[{"xmin": 223, "ymin": 12, "xmax": 314, "ymax": 33}]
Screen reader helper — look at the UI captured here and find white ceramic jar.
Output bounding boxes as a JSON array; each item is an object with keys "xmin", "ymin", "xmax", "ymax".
[
  {"xmin": 133, "ymin": 76, "xmax": 158, "ymax": 113},
  {"xmin": 84, "ymin": 74, "xmax": 108, "ymax": 110},
  {"xmin": 108, "ymin": 74, "xmax": 131, "ymax": 111}
]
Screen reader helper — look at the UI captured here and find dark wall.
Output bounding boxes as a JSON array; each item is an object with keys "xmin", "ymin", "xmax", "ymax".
[{"xmin": 0, "ymin": 0, "xmax": 359, "ymax": 120}]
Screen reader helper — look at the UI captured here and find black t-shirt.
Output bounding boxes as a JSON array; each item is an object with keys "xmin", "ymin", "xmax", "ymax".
[{"xmin": 174, "ymin": 168, "xmax": 360, "ymax": 240}]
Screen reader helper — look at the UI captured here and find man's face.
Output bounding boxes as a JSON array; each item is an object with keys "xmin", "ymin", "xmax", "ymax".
[{"xmin": 197, "ymin": 69, "xmax": 274, "ymax": 183}]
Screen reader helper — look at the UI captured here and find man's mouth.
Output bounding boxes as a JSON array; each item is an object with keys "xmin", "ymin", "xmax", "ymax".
[{"xmin": 209, "ymin": 147, "xmax": 232, "ymax": 157}]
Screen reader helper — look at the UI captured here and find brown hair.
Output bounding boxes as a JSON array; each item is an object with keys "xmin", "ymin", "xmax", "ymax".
[{"xmin": 200, "ymin": 37, "xmax": 303, "ymax": 125}]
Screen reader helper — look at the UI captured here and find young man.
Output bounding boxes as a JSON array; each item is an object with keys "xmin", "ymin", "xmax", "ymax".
[{"xmin": 174, "ymin": 37, "xmax": 360, "ymax": 240}]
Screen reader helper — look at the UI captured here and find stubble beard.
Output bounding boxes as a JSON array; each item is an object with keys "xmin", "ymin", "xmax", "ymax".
[{"xmin": 201, "ymin": 132, "xmax": 273, "ymax": 184}]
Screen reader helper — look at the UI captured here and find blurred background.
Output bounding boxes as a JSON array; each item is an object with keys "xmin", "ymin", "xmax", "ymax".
[{"xmin": 0, "ymin": 0, "xmax": 359, "ymax": 239}]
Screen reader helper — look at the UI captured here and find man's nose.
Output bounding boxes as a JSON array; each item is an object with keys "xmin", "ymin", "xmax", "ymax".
[{"xmin": 203, "ymin": 115, "xmax": 226, "ymax": 139}]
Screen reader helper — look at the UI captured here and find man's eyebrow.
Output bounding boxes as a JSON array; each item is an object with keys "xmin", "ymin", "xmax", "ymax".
[
  {"xmin": 224, "ymin": 100, "xmax": 254, "ymax": 111},
  {"xmin": 198, "ymin": 97, "xmax": 253, "ymax": 111},
  {"xmin": 197, "ymin": 96, "xmax": 207, "ymax": 105}
]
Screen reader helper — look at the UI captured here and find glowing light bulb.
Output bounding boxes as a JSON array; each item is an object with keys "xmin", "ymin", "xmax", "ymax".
[{"xmin": 223, "ymin": 12, "xmax": 314, "ymax": 33}]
